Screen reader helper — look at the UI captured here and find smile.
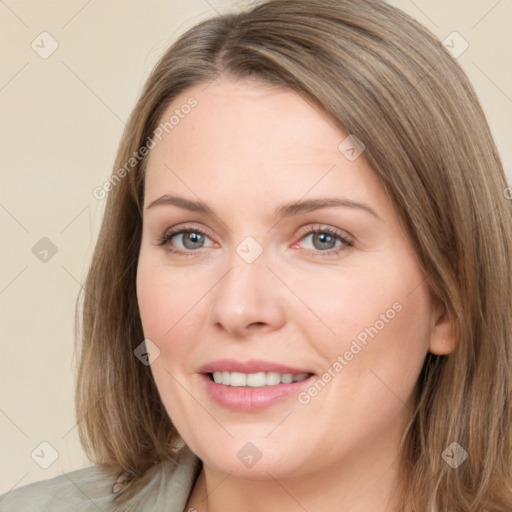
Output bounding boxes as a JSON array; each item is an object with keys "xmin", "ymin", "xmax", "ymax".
[{"xmin": 210, "ymin": 371, "xmax": 311, "ymax": 387}]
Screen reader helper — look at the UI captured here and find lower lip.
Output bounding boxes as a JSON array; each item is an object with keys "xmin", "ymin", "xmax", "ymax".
[{"xmin": 199, "ymin": 373, "xmax": 315, "ymax": 412}]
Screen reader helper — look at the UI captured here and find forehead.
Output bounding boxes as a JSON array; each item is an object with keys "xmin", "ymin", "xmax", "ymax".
[
  {"xmin": 154, "ymin": 78, "xmax": 340, "ymax": 157},
  {"xmin": 143, "ymin": 77, "xmax": 389, "ymax": 215}
]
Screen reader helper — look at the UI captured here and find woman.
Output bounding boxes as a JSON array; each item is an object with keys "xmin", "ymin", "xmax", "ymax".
[{"xmin": 2, "ymin": 0, "xmax": 511, "ymax": 511}]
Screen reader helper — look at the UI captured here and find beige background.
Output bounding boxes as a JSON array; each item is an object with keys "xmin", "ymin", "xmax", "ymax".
[{"xmin": 1, "ymin": 0, "xmax": 511, "ymax": 494}]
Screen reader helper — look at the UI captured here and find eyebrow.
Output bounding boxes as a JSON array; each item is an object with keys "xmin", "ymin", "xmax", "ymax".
[{"xmin": 145, "ymin": 194, "xmax": 382, "ymax": 221}]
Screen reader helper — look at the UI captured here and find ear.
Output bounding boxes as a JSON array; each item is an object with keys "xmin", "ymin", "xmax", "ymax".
[{"xmin": 428, "ymin": 298, "xmax": 458, "ymax": 355}]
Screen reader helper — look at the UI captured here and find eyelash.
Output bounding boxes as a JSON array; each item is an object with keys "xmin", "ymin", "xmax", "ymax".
[{"xmin": 153, "ymin": 223, "xmax": 353, "ymax": 257}]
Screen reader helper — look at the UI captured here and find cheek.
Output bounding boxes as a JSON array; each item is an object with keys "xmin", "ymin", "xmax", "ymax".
[
  {"xmin": 290, "ymin": 262, "xmax": 431, "ymax": 450},
  {"xmin": 135, "ymin": 255, "xmax": 215, "ymax": 405},
  {"xmin": 298, "ymin": 252, "xmax": 432, "ymax": 388},
  {"xmin": 136, "ymin": 269, "xmax": 173, "ymax": 341},
  {"xmin": 136, "ymin": 259, "xmax": 205, "ymax": 431},
  {"xmin": 136, "ymin": 254, "xmax": 208, "ymax": 342}
]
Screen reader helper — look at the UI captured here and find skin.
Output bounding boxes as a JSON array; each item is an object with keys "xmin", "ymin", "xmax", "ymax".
[{"xmin": 136, "ymin": 76, "xmax": 457, "ymax": 512}]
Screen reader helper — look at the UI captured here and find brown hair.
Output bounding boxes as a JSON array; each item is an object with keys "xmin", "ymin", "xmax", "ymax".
[{"xmin": 75, "ymin": 0, "xmax": 512, "ymax": 510}]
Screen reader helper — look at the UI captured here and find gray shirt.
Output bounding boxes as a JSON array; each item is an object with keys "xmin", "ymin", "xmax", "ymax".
[{"xmin": 0, "ymin": 446, "xmax": 201, "ymax": 512}]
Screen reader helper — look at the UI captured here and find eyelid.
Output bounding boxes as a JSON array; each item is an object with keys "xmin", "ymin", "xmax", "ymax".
[
  {"xmin": 165, "ymin": 222, "xmax": 215, "ymax": 237},
  {"xmin": 293, "ymin": 223, "xmax": 353, "ymax": 245}
]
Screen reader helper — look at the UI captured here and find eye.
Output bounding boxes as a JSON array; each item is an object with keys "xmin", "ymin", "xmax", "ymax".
[
  {"xmin": 153, "ymin": 223, "xmax": 353, "ymax": 257},
  {"xmin": 294, "ymin": 225, "xmax": 353, "ymax": 255},
  {"xmin": 154, "ymin": 225, "xmax": 215, "ymax": 255}
]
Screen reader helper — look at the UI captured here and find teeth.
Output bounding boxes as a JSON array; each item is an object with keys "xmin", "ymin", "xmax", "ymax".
[
  {"xmin": 266, "ymin": 371, "xmax": 281, "ymax": 386},
  {"xmin": 211, "ymin": 371, "xmax": 310, "ymax": 387},
  {"xmin": 230, "ymin": 372, "xmax": 247, "ymax": 387},
  {"xmin": 247, "ymin": 372, "xmax": 266, "ymax": 387},
  {"xmin": 281, "ymin": 373, "xmax": 293, "ymax": 384}
]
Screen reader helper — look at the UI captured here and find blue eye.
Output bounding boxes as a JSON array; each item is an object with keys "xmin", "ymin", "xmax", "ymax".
[
  {"xmin": 154, "ymin": 225, "xmax": 353, "ymax": 257},
  {"xmin": 297, "ymin": 227, "xmax": 353, "ymax": 255},
  {"xmin": 303, "ymin": 231, "xmax": 341, "ymax": 251},
  {"xmin": 155, "ymin": 227, "xmax": 214, "ymax": 254},
  {"xmin": 173, "ymin": 231, "xmax": 210, "ymax": 250}
]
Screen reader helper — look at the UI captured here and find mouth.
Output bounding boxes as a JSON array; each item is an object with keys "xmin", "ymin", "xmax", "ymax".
[
  {"xmin": 207, "ymin": 371, "xmax": 313, "ymax": 387},
  {"xmin": 197, "ymin": 359, "xmax": 316, "ymax": 412}
]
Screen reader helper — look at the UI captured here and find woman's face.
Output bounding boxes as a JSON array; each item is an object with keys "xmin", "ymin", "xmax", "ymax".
[{"xmin": 136, "ymin": 77, "xmax": 446, "ymax": 479}]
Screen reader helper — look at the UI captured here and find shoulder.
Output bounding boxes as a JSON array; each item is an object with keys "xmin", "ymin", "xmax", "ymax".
[
  {"xmin": 0, "ymin": 464, "xmax": 116, "ymax": 511},
  {"xmin": 0, "ymin": 447, "xmax": 201, "ymax": 512}
]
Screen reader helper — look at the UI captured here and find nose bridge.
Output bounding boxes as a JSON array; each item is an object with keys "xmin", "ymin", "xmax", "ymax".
[
  {"xmin": 221, "ymin": 241, "xmax": 272, "ymax": 311},
  {"xmin": 209, "ymin": 238, "xmax": 286, "ymax": 335}
]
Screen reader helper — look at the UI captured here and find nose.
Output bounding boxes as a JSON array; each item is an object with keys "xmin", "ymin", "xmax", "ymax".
[{"xmin": 209, "ymin": 250, "xmax": 287, "ymax": 339}]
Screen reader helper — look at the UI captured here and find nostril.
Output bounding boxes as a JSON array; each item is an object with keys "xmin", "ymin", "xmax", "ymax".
[{"xmin": 248, "ymin": 322, "xmax": 266, "ymax": 329}]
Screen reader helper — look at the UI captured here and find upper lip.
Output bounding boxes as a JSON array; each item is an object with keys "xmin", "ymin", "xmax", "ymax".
[{"xmin": 198, "ymin": 359, "xmax": 314, "ymax": 375}]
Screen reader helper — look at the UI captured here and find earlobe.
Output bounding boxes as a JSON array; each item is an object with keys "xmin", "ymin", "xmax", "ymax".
[{"xmin": 428, "ymin": 300, "xmax": 458, "ymax": 355}]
